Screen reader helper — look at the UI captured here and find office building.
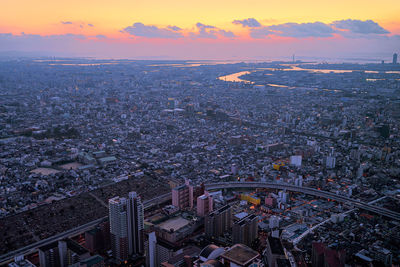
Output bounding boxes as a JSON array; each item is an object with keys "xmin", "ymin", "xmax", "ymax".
[
  {"xmin": 393, "ymin": 53, "xmax": 398, "ymax": 64},
  {"xmin": 232, "ymin": 214, "xmax": 258, "ymax": 246},
  {"xmin": 205, "ymin": 205, "xmax": 232, "ymax": 238}
]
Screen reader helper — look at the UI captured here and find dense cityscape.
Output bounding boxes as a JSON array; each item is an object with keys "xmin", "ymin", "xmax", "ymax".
[{"xmin": 0, "ymin": 55, "xmax": 399, "ymax": 267}]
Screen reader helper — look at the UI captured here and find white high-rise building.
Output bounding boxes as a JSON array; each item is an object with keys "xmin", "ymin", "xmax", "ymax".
[
  {"xmin": 127, "ymin": 192, "xmax": 144, "ymax": 256},
  {"xmin": 108, "ymin": 191, "xmax": 144, "ymax": 261},
  {"xmin": 109, "ymin": 196, "xmax": 128, "ymax": 261}
]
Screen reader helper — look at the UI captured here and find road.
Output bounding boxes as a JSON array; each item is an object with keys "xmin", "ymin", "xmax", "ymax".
[
  {"xmin": 2, "ymin": 182, "xmax": 399, "ymax": 264},
  {"xmin": 205, "ymin": 182, "xmax": 400, "ymax": 221}
]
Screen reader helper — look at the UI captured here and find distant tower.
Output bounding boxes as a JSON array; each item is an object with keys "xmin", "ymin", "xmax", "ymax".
[
  {"xmin": 292, "ymin": 54, "xmax": 295, "ymax": 63},
  {"xmin": 393, "ymin": 53, "xmax": 398, "ymax": 64}
]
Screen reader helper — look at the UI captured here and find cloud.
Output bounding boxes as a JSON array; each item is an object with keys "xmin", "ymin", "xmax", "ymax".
[
  {"xmin": 96, "ymin": 34, "xmax": 107, "ymax": 39},
  {"xmin": 191, "ymin": 23, "xmax": 235, "ymax": 39},
  {"xmin": 233, "ymin": 18, "xmax": 261, "ymax": 27},
  {"xmin": 123, "ymin": 22, "xmax": 183, "ymax": 38},
  {"xmin": 196, "ymin": 23, "xmax": 216, "ymax": 29},
  {"xmin": 250, "ymin": 27, "xmax": 273, "ymax": 39},
  {"xmin": 0, "ymin": 33, "xmax": 87, "ymax": 55},
  {"xmin": 167, "ymin": 25, "xmax": 181, "ymax": 31},
  {"xmin": 249, "ymin": 22, "xmax": 334, "ymax": 38},
  {"xmin": 61, "ymin": 21, "xmax": 94, "ymax": 29},
  {"xmin": 268, "ymin": 22, "xmax": 335, "ymax": 38},
  {"xmin": 332, "ymin": 19, "xmax": 390, "ymax": 35}
]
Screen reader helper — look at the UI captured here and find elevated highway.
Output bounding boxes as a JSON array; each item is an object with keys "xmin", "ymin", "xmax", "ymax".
[
  {"xmin": 2, "ymin": 182, "xmax": 399, "ymax": 264},
  {"xmin": 205, "ymin": 182, "xmax": 400, "ymax": 221}
]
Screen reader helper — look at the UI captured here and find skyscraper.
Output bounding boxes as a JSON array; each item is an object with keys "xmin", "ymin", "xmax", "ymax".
[
  {"xmin": 127, "ymin": 191, "xmax": 144, "ymax": 256},
  {"xmin": 205, "ymin": 205, "xmax": 232, "ymax": 238},
  {"xmin": 109, "ymin": 192, "xmax": 144, "ymax": 260},
  {"xmin": 232, "ymin": 214, "xmax": 258, "ymax": 246},
  {"xmin": 393, "ymin": 53, "xmax": 398, "ymax": 64},
  {"xmin": 108, "ymin": 196, "xmax": 128, "ymax": 261}
]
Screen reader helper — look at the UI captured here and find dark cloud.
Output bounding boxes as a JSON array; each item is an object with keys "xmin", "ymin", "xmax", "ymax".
[
  {"xmin": 61, "ymin": 21, "xmax": 73, "ymax": 25},
  {"xmin": 332, "ymin": 19, "xmax": 389, "ymax": 34},
  {"xmin": 88, "ymin": 23, "xmax": 94, "ymax": 27},
  {"xmin": 123, "ymin": 23, "xmax": 183, "ymax": 38},
  {"xmin": 233, "ymin": 18, "xmax": 261, "ymax": 27}
]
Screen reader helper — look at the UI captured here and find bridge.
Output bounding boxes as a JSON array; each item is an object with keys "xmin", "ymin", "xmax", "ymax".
[{"xmin": 205, "ymin": 182, "xmax": 400, "ymax": 221}]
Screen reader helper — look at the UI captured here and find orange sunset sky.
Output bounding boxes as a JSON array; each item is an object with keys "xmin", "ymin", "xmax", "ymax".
[{"xmin": 0, "ymin": 0, "xmax": 399, "ymax": 60}]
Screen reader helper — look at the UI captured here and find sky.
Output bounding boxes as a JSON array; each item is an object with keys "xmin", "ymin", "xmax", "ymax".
[{"xmin": 0, "ymin": 0, "xmax": 399, "ymax": 60}]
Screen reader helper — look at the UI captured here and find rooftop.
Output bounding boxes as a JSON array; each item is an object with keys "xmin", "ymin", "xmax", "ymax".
[
  {"xmin": 158, "ymin": 216, "xmax": 190, "ymax": 232},
  {"xmin": 221, "ymin": 244, "xmax": 259, "ymax": 266}
]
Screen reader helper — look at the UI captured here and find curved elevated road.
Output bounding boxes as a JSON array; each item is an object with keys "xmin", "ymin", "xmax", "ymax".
[
  {"xmin": 205, "ymin": 182, "xmax": 400, "ymax": 221},
  {"xmin": 2, "ymin": 182, "xmax": 400, "ymax": 264}
]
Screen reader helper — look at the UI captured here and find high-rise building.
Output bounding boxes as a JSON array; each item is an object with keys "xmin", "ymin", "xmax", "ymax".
[
  {"xmin": 232, "ymin": 214, "xmax": 258, "ymax": 246},
  {"xmin": 127, "ymin": 192, "xmax": 144, "ymax": 256},
  {"xmin": 108, "ymin": 192, "xmax": 144, "ymax": 261},
  {"xmin": 108, "ymin": 196, "xmax": 128, "ymax": 261},
  {"xmin": 265, "ymin": 236, "xmax": 287, "ymax": 267},
  {"xmin": 205, "ymin": 205, "xmax": 232, "ymax": 238},
  {"xmin": 172, "ymin": 180, "xmax": 194, "ymax": 210},
  {"xmin": 38, "ymin": 242, "xmax": 61, "ymax": 267},
  {"xmin": 196, "ymin": 192, "xmax": 213, "ymax": 217},
  {"xmin": 59, "ymin": 239, "xmax": 90, "ymax": 267},
  {"xmin": 146, "ymin": 232, "xmax": 158, "ymax": 267},
  {"xmin": 393, "ymin": 53, "xmax": 398, "ymax": 64}
]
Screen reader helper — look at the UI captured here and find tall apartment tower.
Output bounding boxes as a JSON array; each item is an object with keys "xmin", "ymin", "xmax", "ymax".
[
  {"xmin": 196, "ymin": 191, "xmax": 213, "ymax": 217},
  {"xmin": 232, "ymin": 214, "xmax": 258, "ymax": 246},
  {"xmin": 205, "ymin": 205, "xmax": 232, "ymax": 238},
  {"xmin": 127, "ymin": 191, "xmax": 144, "ymax": 256},
  {"xmin": 38, "ymin": 242, "xmax": 61, "ymax": 267},
  {"xmin": 109, "ymin": 196, "xmax": 129, "ymax": 261},
  {"xmin": 393, "ymin": 53, "xmax": 398, "ymax": 64}
]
